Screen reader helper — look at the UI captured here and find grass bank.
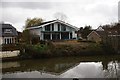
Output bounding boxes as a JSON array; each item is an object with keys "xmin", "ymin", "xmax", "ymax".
[{"xmin": 18, "ymin": 41, "xmax": 106, "ymax": 59}]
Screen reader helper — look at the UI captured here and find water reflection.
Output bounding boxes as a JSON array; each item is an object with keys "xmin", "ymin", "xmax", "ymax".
[
  {"xmin": 60, "ymin": 62, "xmax": 104, "ymax": 78},
  {"xmin": 104, "ymin": 61, "xmax": 120, "ymax": 78},
  {"xmin": 2, "ymin": 62, "xmax": 20, "ymax": 69},
  {"xmin": 2, "ymin": 55, "xmax": 120, "ymax": 78}
]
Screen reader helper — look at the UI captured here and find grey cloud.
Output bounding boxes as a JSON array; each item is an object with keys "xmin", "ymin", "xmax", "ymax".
[
  {"xmin": 1, "ymin": 2, "xmax": 55, "ymax": 9},
  {"xmin": 1, "ymin": 0, "xmax": 119, "ymax": 32},
  {"xmin": 91, "ymin": 4, "xmax": 117, "ymax": 16}
]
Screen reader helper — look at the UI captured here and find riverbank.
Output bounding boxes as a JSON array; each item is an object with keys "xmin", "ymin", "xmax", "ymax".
[
  {"xmin": 2, "ymin": 41, "xmax": 116, "ymax": 62},
  {"xmin": 2, "ymin": 53, "xmax": 120, "ymax": 62},
  {"xmin": 19, "ymin": 41, "xmax": 106, "ymax": 58}
]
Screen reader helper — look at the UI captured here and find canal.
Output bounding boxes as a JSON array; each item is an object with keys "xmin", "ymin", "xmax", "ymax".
[{"xmin": 2, "ymin": 55, "xmax": 120, "ymax": 78}]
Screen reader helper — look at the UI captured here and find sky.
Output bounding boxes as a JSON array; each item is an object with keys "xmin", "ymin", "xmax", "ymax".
[{"xmin": 0, "ymin": 0, "xmax": 120, "ymax": 32}]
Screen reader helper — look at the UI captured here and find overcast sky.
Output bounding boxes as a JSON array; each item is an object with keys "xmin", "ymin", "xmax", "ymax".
[{"xmin": 1, "ymin": 0, "xmax": 120, "ymax": 32}]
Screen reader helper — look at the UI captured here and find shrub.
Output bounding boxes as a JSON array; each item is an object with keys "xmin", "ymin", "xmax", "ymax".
[
  {"xmin": 19, "ymin": 44, "xmax": 50, "ymax": 58},
  {"xmin": 19, "ymin": 42, "xmax": 106, "ymax": 59}
]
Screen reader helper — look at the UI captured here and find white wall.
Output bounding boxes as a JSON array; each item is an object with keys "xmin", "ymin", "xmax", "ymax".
[
  {"xmin": 30, "ymin": 28, "xmax": 43, "ymax": 40},
  {"xmin": 66, "ymin": 26, "xmax": 77, "ymax": 39},
  {"xmin": 54, "ymin": 23, "xmax": 58, "ymax": 31},
  {"xmin": 66, "ymin": 26, "xmax": 72, "ymax": 31},
  {"xmin": 30, "ymin": 28, "xmax": 41, "ymax": 36},
  {"xmin": 72, "ymin": 31, "xmax": 77, "ymax": 39}
]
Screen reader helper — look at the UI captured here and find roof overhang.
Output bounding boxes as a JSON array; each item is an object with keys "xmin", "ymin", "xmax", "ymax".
[
  {"xmin": 27, "ymin": 20, "xmax": 79, "ymax": 31},
  {"xmin": 87, "ymin": 31, "xmax": 101, "ymax": 38}
]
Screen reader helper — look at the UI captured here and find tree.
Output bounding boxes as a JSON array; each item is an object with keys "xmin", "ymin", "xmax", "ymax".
[
  {"xmin": 21, "ymin": 30, "xmax": 40, "ymax": 44},
  {"xmin": 79, "ymin": 25, "xmax": 92, "ymax": 39},
  {"xmin": 54, "ymin": 12, "xmax": 67, "ymax": 21},
  {"xmin": 100, "ymin": 23, "xmax": 120, "ymax": 54},
  {"xmin": 22, "ymin": 30, "xmax": 32, "ymax": 44},
  {"xmin": 22, "ymin": 17, "xmax": 43, "ymax": 44},
  {"xmin": 25, "ymin": 17, "xmax": 43, "ymax": 28},
  {"xmin": 78, "ymin": 27, "xmax": 83, "ymax": 33}
]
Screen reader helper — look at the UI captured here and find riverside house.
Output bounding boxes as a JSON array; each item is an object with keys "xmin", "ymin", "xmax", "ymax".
[
  {"xmin": 87, "ymin": 25, "xmax": 120, "ymax": 53},
  {"xmin": 27, "ymin": 19, "xmax": 78, "ymax": 40},
  {"xmin": 0, "ymin": 23, "xmax": 18, "ymax": 45},
  {"xmin": 87, "ymin": 31, "xmax": 105, "ymax": 43}
]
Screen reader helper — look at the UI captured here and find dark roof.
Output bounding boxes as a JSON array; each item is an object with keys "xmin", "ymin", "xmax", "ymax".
[
  {"xmin": 39, "ymin": 20, "xmax": 56, "ymax": 25},
  {"xmin": 28, "ymin": 19, "xmax": 78, "ymax": 30},
  {"xmin": 30, "ymin": 20, "xmax": 56, "ymax": 27},
  {"xmin": 95, "ymin": 31, "xmax": 106, "ymax": 37},
  {"xmin": 0, "ymin": 23, "xmax": 18, "ymax": 37}
]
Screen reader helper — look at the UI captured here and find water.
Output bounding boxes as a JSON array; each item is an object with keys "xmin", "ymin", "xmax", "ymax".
[{"xmin": 2, "ymin": 55, "xmax": 120, "ymax": 78}]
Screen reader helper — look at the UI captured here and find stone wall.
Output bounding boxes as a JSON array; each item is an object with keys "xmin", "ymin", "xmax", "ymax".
[{"xmin": 0, "ymin": 50, "xmax": 20, "ymax": 58}]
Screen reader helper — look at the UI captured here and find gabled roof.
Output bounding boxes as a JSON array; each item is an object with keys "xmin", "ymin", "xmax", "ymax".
[
  {"xmin": 96, "ymin": 31, "xmax": 106, "ymax": 37},
  {"xmin": 87, "ymin": 30, "xmax": 105, "ymax": 38},
  {"xmin": 96, "ymin": 26, "xmax": 104, "ymax": 31},
  {"xmin": 0, "ymin": 23, "xmax": 18, "ymax": 37},
  {"xmin": 27, "ymin": 19, "xmax": 78, "ymax": 31}
]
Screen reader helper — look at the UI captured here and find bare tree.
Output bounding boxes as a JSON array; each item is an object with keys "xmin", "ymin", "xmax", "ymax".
[{"xmin": 54, "ymin": 12, "xmax": 67, "ymax": 21}]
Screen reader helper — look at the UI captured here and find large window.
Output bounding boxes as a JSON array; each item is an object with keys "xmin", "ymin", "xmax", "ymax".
[
  {"xmin": 44, "ymin": 33, "xmax": 50, "ymax": 40},
  {"xmin": 4, "ymin": 37, "xmax": 14, "ymax": 44},
  {"xmin": 52, "ymin": 33, "xmax": 60, "ymax": 40},
  {"xmin": 45, "ymin": 25, "xmax": 50, "ymax": 31},
  {"xmin": 58, "ymin": 24, "xmax": 60, "ymax": 31},
  {"xmin": 61, "ymin": 25, "xmax": 66, "ymax": 31},
  {"xmin": 52, "ymin": 24, "xmax": 54, "ymax": 31}
]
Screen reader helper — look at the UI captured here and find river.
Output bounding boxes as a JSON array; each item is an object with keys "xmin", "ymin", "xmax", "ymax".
[{"xmin": 2, "ymin": 55, "xmax": 120, "ymax": 78}]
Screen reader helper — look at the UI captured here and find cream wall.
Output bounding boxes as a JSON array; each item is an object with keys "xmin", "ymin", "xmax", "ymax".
[
  {"xmin": 0, "ymin": 37, "xmax": 3, "ymax": 45},
  {"xmin": 87, "ymin": 32, "xmax": 101, "ymax": 42}
]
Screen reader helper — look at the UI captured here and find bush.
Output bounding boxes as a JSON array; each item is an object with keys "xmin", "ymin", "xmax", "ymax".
[
  {"xmin": 51, "ymin": 45, "xmax": 73, "ymax": 57},
  {"xmin": 19, "ymin": 42, "xmax": 106, "ymax": 59},
  {"xmin": 19, "ymin": 44, "xmax": 50, "ymax": 58}
]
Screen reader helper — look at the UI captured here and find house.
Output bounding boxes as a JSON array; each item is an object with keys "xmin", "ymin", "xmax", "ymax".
[
  {"xmin": 87, "ymin": 27, "xmax": 105, "ymax": 43},
  {"xmin": 0, "ymin": 23, "xmax": 18, "ymax": 45},
  {"xmin": 87, "ymin": 31, "xmax": 105, "ymax": 43},
  {"xmin": 27, "ymin": 19, "xmax": 78, "ymax": 40}
]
